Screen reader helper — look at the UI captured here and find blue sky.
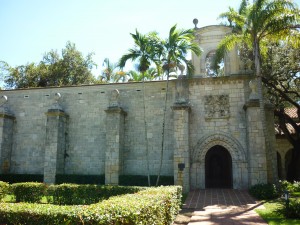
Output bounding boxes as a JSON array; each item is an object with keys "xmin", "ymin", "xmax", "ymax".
[{"xmin": 1, "ymin": 0, "xmax": 299, "ymax": 76}]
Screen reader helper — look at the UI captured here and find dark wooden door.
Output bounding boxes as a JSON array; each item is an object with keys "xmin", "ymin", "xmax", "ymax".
[{"xmin": 205, "ymin": 145, "xmax": 232, "ymax": 188}]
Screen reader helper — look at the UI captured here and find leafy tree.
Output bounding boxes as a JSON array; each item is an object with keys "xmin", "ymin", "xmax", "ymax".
[
  {"xmin": 2, "ymin": 41, "xmax": 96, "ymax": 89},
  {"xmin": 216, "ymin": 0, "xmax": 300, "ymax": 182},
  {"xmin": 262, "ymin": 42, "xmax": 300, "ymax": 180}
]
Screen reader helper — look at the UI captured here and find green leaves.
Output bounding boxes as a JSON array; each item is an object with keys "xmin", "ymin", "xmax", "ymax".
[
  {"xmin": 119, "ymin": 24, "xmax": 202, "ymax": 79},
  {"xmin": 3, "ymin": 41, "xmax": 96, "ymax": 89},
  {"xmin": 216, "ymin": 0, "xmax": 300, "ymax": 76},
  {"xmin": 0, "ymin": 185, "xmax": 182, "ymax": 225}
]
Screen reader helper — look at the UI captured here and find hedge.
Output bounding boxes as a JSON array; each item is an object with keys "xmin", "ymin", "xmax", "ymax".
[
  {"xmin": 10, "ymin": 182, "xmax": 47, "ymax": 203},
  {"xmin": 0, "ymin": 181, "xmax": 9, "ymax": 201},
  {"xmin": 47, "ymin": 184, "xmax": 143, "ymax": 205},
  {"xmin": 0, "ymin": 186, "xmax": 182, "ymax": 225}
]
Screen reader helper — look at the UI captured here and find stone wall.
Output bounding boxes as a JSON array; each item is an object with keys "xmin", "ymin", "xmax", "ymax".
[
  {"xmin": 0, "ymin": 74, "xmax": 279, "ymax": 189},
  {"xmin": 1, "ymin": 81, "xmax": 175, "ymax": 179}
]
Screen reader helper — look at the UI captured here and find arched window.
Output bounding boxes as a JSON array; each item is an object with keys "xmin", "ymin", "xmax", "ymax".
[{"xmin": 205, "ymin": 50, "xmax": 224, "ymax": 77}]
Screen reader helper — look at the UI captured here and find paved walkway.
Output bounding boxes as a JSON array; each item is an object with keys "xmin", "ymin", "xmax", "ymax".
[{"xmin": 173, "ymin": 189, "xmax": 267, "ymax": 225}]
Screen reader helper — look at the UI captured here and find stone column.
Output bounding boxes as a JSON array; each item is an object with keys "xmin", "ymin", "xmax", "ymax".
[
  {"xmin": 172, "ymin": 75, "xmax": 191, "ymax": 193},
  {"xmin": 172, "ymin": 104, "xmax": 191, "ymax": 193},
  {"xmin": 0, "ymin": 96, "xmax": 15, "ymax": 174},
  {"xmin": 244, "ymin": 81, "xmax": 268, "ymax": 186},
  {"xmin": 44, "ymin": 93, "xmax": 67, "ymax": 184},
  {"xmin": 105, "ymin": 89, "xmax": 126, "ymax": 185}
]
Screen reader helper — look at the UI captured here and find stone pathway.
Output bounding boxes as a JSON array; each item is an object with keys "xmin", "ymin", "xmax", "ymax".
[{"xmin": 173, "ymin": 189, "xmax": 267, "ymax": 225}]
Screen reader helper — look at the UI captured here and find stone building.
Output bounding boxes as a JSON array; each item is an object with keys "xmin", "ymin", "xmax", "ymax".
[{"xmin": 0, "ymin": 25, "xmax": 285, "ymax": 192}]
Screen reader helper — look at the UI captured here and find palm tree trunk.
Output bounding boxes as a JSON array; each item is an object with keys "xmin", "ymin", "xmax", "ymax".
[
  {"xmin": 142, "ymin": 72, "xmax": 151, "ymax": 186},
  {"xmin": 156, "ymin": 68, "xmax": 170, "ymax": 186}
]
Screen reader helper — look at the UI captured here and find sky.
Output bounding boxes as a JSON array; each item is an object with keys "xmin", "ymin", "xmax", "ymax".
[{"xmin": 1, "ymin": 0, "xmax": 299, "ymax": 77}]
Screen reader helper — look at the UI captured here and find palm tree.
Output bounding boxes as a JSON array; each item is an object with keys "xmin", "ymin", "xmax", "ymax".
[
  {"xmin": 127, "ymin": 70, "xmax": 144, "ymax": 82},
  {"xmin": 100, "ymin": 58, "xmax": 118, "ymax": 83},
  {"xmin": 216, "ymin": 0, "xmax": 299, "ymax": 182},
  {"xmin": 118, "ymin": 30, "xmax": 161, "ymax": 186},
  {"xmin": 156, "ymin": 24, "xmax": 201, "ymax": 186},
  {"xmin": 127, "ymin": 67, "xmax": 160, "ymax": 82}
]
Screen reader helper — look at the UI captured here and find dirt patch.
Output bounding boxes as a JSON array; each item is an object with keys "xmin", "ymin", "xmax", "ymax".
[{"xmin": 172, "ymin": 209, "xmax": 194, "ymax": 225}]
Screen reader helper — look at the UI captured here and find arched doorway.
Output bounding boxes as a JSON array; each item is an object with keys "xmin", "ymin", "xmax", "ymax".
[{"xmin": 205, "ymin": 145, "xmax": 232, "ymax": 188}]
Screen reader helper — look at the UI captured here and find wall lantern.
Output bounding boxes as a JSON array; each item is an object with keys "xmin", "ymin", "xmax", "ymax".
[{"xmin": 178, "ymin": 163, "xmax": 185, "ymax": 171}]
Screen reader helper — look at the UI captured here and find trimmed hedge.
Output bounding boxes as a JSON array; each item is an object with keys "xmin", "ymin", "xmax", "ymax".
[
  {"xmin": 0, "ymin": 181, "xmax": 9, "ymax": 201},
  {"xmin": 0, "ymin": 186, "xmax": 182, "ymax": 224},
  {"xmin": 11, "ymin": 182, "xmax": 47, "ymax": 203},
  {"xmin": 55, "ymin": 174, "xmax": 105, "ymax": 184},
  {"xmin": 48, "ymin": 184, "xmax": 143, "ymax": 205},
  {"xmin": 119, "ymin": 175, "xmax": 174, "ymax": 186}
]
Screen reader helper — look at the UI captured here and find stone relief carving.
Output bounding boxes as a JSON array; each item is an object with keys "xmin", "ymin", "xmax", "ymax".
[{"xmin": 204, "ymin": 95, "xmax": 230, "ymax": 118}]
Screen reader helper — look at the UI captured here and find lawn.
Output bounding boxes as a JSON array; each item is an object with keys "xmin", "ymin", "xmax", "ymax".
[{"xmin": 256, "ymin": 198, "xmax": 300, "ymax": 225}]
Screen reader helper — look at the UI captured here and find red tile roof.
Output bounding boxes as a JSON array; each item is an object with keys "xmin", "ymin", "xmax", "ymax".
[{"xmin": 275, "ymin": 108, "xmax": 299, "ymax": 135}]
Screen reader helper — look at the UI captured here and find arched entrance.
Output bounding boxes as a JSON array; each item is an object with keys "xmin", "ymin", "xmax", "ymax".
[{"xmin": 205, "ymin": 145, "xmax": 232, "ymax": 188}]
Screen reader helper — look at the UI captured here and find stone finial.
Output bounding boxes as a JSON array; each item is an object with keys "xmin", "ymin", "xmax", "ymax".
[
  {"xmin": 50, "ymin": 93, "xmax": 63, "ymax": 110},
  {"xmin": 178, "ymin": 64, "xmax": 185, "ymax": 75},
  {"xmin": 0, "ymin": 95, "xmax": 8, "ymax": 107},
  {"xmin": 175, "ymin": 75, "xmax": 189, "ymax": 104},
  {"xmin": 109, "ymin": 89, "xmax": 120, "ymax": 107},
  {"xmin": 54, "ymin": 93, "xmax": 61, "ymax": 102},
  {"xmin": 249, "ymin": 79, "xmax": 259, "ymax": 100},
  {"xmin": 193, "ymin": 18, "xmax": 198, "ymax": 29},
  {"xmin": 0, "ymin": 95, "xmax": 14, "ymax": 117}
]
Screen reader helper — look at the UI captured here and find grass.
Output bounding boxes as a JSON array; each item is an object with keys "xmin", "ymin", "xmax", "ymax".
[
  {"xmin": 291, "ymin": 192, "xmax": 300, "ymax": 197},
  {"xmin": 256, "ymin": 199, "xmax": 300, "ymax": 225}
]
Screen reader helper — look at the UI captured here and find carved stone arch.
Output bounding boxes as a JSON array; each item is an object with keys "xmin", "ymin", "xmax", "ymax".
[
  {"xmin": 190, "ymin": 132, "xmax": 248, "ymax": 189},
  {"xmin": 192, "ymin": 132, "xmax": 246, "ymax": 163}
]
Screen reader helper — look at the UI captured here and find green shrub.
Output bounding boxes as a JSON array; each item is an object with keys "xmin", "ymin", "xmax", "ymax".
[
  {"xmin": 292, "ymin": 181, "xmax": 300, "ymax": 192},
  {"xmin": 0, "ymin": 186, "xmax": 182, "ymax": 224},
  {"xmin": 277, "ymin": 199, "xmax": 300, "ymax": 219},
  {"xmin": 278, "ymin": 180, "xmax": 295, "ymax": 193},
  {"xmin": 55, "ymin": 174, "xmax": 105, "ymax": 184},
  {"xmin": 278, "ymin": 180, "xmax": 300, "ymax": 193},
  {"xmin": 11, "ymin": 182, "xmax": 46, "ymax": 203},
  {"xmin": 249, "ymin": 183, "xmax": 279, "ymax": 200},
  {"xmin": 48, "ymin": 183, "xmax": 143, "ymax": 205},
  {"xmin": 119, "ymin": 175, "xmax": 174, "ymax": 186},
  {"xmin": 0, "ymin": 181, "xmax": 10, "ymax": 201}
]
